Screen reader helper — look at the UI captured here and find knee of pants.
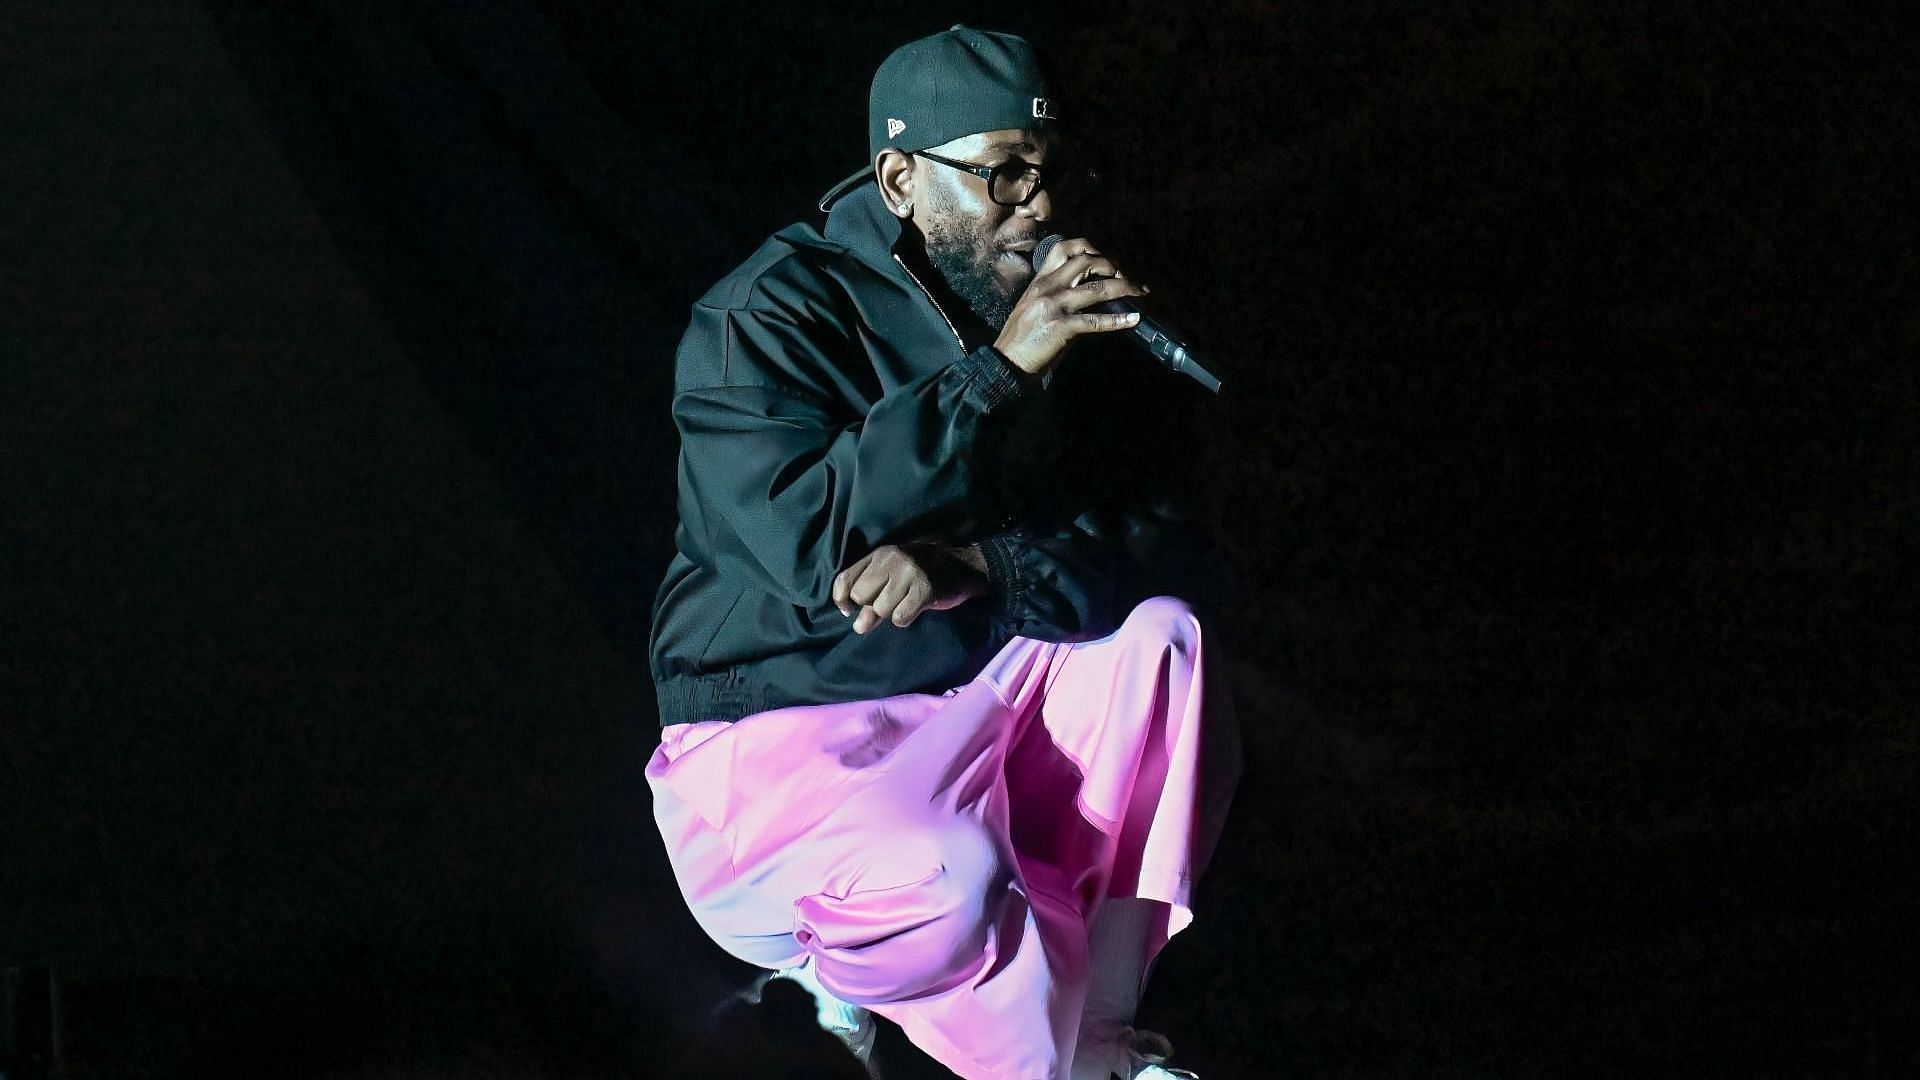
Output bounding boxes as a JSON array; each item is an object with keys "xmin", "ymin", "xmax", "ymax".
[
  {"xmin": 1123, "ymin": 595, "xmax": 1203, "ymax": 657},
  {"xmin": 1136, "ymin": 592, "xmax": 1237, "ymax": 783},
  {"xmin": 795, "ymin": 822, "xmax": 1010, "ymax": 1004}
]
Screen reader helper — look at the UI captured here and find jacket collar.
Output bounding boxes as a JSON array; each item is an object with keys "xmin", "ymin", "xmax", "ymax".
[
  {"xmin": 822, "ymin": 183, "xmax": 995, "ymax": 352},
  {"xmin": 823, "ymin": 182, "xmax": 912, "ymax": 282}
]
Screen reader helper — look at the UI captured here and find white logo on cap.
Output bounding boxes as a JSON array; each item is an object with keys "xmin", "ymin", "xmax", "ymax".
[
  {"xmin": 887, "ymin": 117, "xmax": 907, "ymax": 138},
  {"xmin": 1032, "ymin": 97, "xmax": 1056, "ymax": 120}
]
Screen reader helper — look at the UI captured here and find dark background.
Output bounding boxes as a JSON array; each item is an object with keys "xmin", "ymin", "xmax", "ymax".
[{"xmin": 4, "ymin": 1, "xmax": 1914, "ymax": 1077}]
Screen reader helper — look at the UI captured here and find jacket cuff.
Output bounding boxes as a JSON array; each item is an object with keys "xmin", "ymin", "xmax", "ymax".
[
  {"xmin": 977, "ymin": 531, "xmax": 1028, "ymax": 615},
  {"xmin": 960, "ymin": 345, "xmax": 1035, "ymax": 413}
]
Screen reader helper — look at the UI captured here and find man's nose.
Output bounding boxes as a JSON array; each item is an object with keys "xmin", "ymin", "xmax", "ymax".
[{"xmin": 1018, "ymin": 185, "xmax": 1053, "ymax": 222}]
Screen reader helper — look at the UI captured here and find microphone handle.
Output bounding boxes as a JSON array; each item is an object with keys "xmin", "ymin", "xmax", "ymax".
[{"xmin": 1090, "ymin": 300, "xmax": 1224, "ymax": 395}]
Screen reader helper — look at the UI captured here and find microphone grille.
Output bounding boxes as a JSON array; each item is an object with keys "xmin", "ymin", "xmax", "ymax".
[{"xmin": 1032, "ymin": 233, "xmax": 1065, "ymax": 271}]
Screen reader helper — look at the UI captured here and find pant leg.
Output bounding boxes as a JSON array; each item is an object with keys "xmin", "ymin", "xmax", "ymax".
[
  {"xmin": 647, "ymin": 657, "xmax": 1075, "ymax": 1079},
  {"xmin": 863, "ymin": 595, "xmax": 1237, "ymax": 1078},
  {"xmin": 995, "ymin": 596, "xmax": 1238, "ymax": 964},
  {"xmin": 645, "ymin": 596, "xmax": 1239, "ymax": 1079}
]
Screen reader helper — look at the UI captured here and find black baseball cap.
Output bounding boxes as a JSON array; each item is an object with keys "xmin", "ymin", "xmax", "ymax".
[{"xmin": 817, "ymin": 24, "xmax": 1058, "ymax": 212}]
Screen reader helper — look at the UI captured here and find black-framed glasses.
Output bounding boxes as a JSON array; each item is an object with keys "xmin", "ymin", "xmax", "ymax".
[{"xmin": 914, "ymin": 150, "xmax": 1089, "ymax": 207}]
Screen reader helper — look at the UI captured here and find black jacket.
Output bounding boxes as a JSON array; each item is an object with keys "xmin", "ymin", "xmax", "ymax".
[{"xmin": 648, "ymin": 183, "xmax": 1196, "ymax": 727}]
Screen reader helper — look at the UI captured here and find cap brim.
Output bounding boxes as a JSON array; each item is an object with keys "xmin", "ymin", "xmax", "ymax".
[{"xmin": 817, "ymin": 165, "xmax": 874, "ymax": 213}]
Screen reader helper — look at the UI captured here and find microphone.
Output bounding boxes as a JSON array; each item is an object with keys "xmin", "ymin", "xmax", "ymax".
[{"xmin": 1032, "ymin": 233, "xmax": 1223, "ymax": 394}]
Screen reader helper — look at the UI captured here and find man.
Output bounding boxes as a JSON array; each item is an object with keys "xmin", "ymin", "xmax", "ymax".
[{"xmin": 646, "ymin": 25, "xmax": 1239, "ymax": 1080}]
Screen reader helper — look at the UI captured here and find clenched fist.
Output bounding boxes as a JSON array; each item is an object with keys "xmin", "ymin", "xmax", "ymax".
[{"xmin": 832, "ymin": 542, "xmax": 990, "ymax": 634}]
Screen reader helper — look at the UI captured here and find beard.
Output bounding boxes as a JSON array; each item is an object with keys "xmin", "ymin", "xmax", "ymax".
[{"xmin": 923, "ymin": 210, "xmax": 1025, "ymax": 331}]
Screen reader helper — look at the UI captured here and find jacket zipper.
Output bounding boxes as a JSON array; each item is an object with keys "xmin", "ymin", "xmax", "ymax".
[
  {"xmin": 893, "ymin": 253, "xmax": 967, "ymax": 356},
  {"xmin": 899, "ymin": 253, "xmax": 1026, "ymax": 534}
]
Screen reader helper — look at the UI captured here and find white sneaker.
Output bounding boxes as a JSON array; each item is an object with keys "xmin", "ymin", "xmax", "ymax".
[{"xmin": 742, "ymin": 957, "xmax": 880, "ymax": 1077}]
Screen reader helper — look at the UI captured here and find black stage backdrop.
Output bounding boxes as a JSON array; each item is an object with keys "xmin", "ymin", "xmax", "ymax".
[{"xmin": 4, "ymin": 2, "xmax": 1914, "ymax": 1078}]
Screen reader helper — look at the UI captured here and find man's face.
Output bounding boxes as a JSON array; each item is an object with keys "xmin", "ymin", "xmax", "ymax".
[{"xmin": 914, "ymin": 128, "xmax": 1056, "ymax": 330}]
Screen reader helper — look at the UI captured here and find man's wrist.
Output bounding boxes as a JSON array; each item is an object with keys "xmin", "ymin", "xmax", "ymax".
[
  {"xmin": 984, "ymin": 344, "xmax": 1043, "ymax": 388},
  {"xmin": 963, "ymin": 345, "xmax": 1034, "ymax": 412}
]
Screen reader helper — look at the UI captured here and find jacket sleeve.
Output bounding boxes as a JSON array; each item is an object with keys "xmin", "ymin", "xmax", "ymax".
[
  {"xmin": 973, "ymin": 517, "xmax": 1120, "ymax": 643},
  {"xmin": 672, "ymin": 301, "xmax": 1034, "ymax": 609},
  {"xmin": 972, "ymin": 500, "xmax": 1208, "ymax": 643},
  {"xmin": 962, "ymin": 332, "xmax": 1215, "ymax": 643}
]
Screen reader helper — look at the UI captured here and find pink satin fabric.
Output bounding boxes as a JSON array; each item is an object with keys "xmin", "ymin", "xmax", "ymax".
[{"xmin": 646, "ymin": 596, "xmax": 1238, "ymax": 1080}]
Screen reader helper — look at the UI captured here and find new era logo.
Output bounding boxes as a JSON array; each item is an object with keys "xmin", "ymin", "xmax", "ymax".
[
  {"xmin": 1032, "ymin": 97, "xmax": 1056, "ymax": 120},
  {"xmin": 887, "ymin": 117, "xmax": 906, "ymax": 138}
]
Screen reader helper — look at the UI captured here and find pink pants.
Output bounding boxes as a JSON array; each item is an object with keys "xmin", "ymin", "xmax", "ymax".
[{"xmin": 646, "ymin": 596, "xmax": 1240, "ymax": 1080}]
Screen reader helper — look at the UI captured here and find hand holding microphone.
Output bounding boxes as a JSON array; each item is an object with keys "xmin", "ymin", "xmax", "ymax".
[
  {"xmin": 992, "ymin": 237, "xmax": 1151, "ymax": 379},
  {"xmin": 996, "ymin": 234, "xmax": 1224, "ymax": 394}
]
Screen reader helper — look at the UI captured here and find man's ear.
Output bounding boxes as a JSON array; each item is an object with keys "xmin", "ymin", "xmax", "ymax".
[{"xmin": 874, "ymin": 149, "xmax": 915, "ymax": 219}]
